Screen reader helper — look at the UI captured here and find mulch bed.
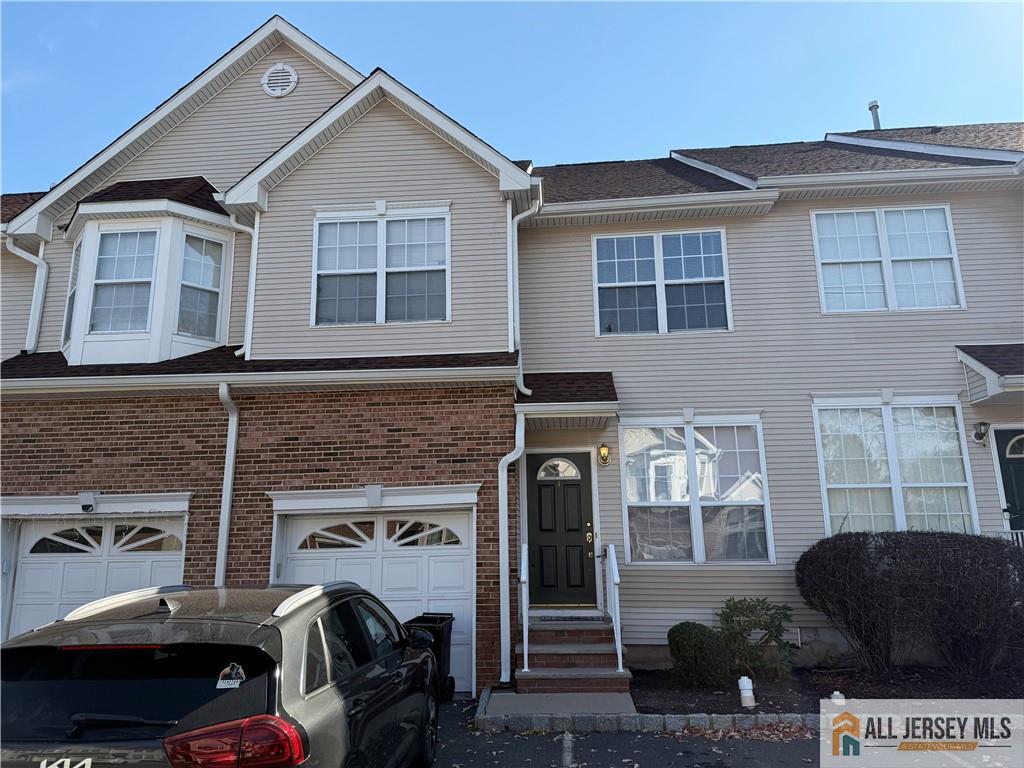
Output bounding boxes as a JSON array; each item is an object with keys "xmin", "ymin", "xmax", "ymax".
[{"xmin": 632, "ymin": 667, "xmax": 1024, "ymax": 714}]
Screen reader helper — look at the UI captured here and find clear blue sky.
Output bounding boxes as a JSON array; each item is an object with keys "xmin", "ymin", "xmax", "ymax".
[{"xmin": 2, "ymin": 2, "xmax": 1021, "ymax": 193}]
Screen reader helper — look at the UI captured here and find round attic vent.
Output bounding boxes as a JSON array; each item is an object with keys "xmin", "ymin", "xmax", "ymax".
[{"xmin": 261, "ymin": 62, "xmax": 298, "ymax": 98}]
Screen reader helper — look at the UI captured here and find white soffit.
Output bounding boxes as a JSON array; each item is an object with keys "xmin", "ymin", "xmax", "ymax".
[{"xmin": 6, "ymin": 16, "xmax": 363, "ymax": 242}]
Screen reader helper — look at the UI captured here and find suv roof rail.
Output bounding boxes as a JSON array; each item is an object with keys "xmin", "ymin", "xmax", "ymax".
[
  {"xmin": 271, "ymin": 581, "xmax": 358, "ymax": 618},
  {"xmin": 62, "ymin": 585, "xmax": 194, "ymax": 623}
]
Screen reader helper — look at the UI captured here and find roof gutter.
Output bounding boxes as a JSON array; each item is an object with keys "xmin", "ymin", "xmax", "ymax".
[
  {"xmin": 229, "ymin": 213, "xmax": 260, "ymax": 358},
  {"xmin": 533, "ymin": 188, "xmax": 779, "ymax": 219},
  {"xmin": 215, "ymin": 383, "xmax": 239, "ymax": 587},
  {"xmin": 3, "ymin": 236, "xmax": 48, "ymax": 354}
]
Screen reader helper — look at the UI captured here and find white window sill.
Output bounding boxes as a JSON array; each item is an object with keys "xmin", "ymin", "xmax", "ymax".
[
  {"xmin": 84, "ymin": 331, "xmax": 151, "ymax": 341},
  {"xmin": 596, "ymin": 327, "xmax": 733, "ymax": 339},
  {"xmin": 309, "ymin": 318, "xmax": 453, "ymax": 329},
  {"xmin": 820, "ymin": 305, "xmax": 967, "ymax": 317}
]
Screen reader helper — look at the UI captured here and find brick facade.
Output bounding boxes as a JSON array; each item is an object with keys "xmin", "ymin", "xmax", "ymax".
[{"xmin": 1, "ymin": 383, "xmax": 518, "ymax": 691}]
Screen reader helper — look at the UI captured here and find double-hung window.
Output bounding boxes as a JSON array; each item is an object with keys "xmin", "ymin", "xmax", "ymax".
[
  {"xmin": 813, "ymin": 206, "xmax": 964, "ymax": 313},
  {"xmin": 62, "ymin": 239, "xmax": 82, "ymax": 346},
  {"xmin": 177, "ymin": 234, "xmax": 224, "ymax": 340},
  {"xmin": 89, "ymin": 230, "xmax": 157, "ymax": 333},
  {"xmin": 314, "ymin": 213, "xmax": 449, "ymax": 326},
  {"xmin": 595, "ymin": 229, "xmax": 730, "ymax": 334},
  {"xmin": 814, "ymin": 400, "xmax": 976, "ymax": 535},
  {"xmin": 622, "ymin": 418, "xmax": 773, "ymax": 563}
]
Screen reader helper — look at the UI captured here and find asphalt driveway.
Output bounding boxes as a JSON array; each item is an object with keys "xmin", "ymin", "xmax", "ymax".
[{"xmin": 435, "ymin": 701, "xmax": 818, "ymax": 768}]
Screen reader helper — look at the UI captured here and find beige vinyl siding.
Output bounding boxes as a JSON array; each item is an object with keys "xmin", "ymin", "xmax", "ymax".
[
  {"xmin": 228, "ymin": 231, "xmax": 251, "ymax": 345},
  {"xmin": 116, "ymin": 44, "xmax": 350, "ymax": 191},
  {"xmin": 1, "ymin": 249, "xmax": 37, "ymax": 360},
  {"xmin": 249, "ymin": 99, "xmax": 509, "ymax": 359},
  {"xmin": 964, "ymin": 366, "xmax": 989, "ymax": 402},
  {"xmin": 519, "ymin": 190, "xmax": 1024, "ymax": 644}
]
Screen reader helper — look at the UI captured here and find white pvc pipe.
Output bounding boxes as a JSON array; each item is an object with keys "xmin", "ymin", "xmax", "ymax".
[
  {"xmin": 215, "ymin": 382, "xmax": 239, "ymax": 586},
  {"xmin": 4, "ymin": 237, "xmax": 47, "ymax": 353},
  {"xmin": 498, "ymin": 412, "xmax": 526, "ymax": 683}
]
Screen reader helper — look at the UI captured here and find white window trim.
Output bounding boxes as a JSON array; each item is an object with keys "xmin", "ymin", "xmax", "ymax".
[
  {"xmin": 173, "ymin": 226, "xmax": 231, "ymax": 343},
  {"xmin": 809, "ymin": 203, "xmax": 968, "ymax": 315},
  {"xmin": 87, "ymin": 226, "xmax": 160, "ymax": 335},
  {"xmin": 61, "ymin": 236, "xmax": 83, "ymax": 350},
  {"xmin": 310, "ymin": 206, "xmax": 452, "ymax": 328},
  {"xmin": 618, "ymin": 414, "xmax": 776, "ymax": 567},
  {"xmin": 591, "ymin": 226, "xmax": 735, "ymax": 337},
  {"xmin": 811, "ymin": 395, "xmax": 980, "ymax": 537}
]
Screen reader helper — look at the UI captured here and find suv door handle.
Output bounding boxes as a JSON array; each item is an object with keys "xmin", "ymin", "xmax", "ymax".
[{"xmin": 348, "ymin": 697, "xmax": 368, "ymax": 717}]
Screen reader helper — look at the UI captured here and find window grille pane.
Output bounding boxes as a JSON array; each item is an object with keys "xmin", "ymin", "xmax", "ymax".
[
  {"xmin": 701, "ymin": 505, "xmax": 768, "ymax": 561},
  {"xmin": 822, "ymin": 262, "xmax": 886, "ymax": 311},
  {"xmin": 385, "ymin": 217, "xmax": 446, "ymax": 268},
  {"xmin": 318, "ymin": 221, "xmax": 377, "ymax": 271},
  {"xmin": 594, "ymin": 236, "xmax": 656, "ymax": 284},
  {"xmin": 177, "ymin": 285, "xmax": 219, "ymax": 339},
  {"xmin": 695, "ymin": 425, "xmax": 763, "ymax": 501},
  {"xmin": 90, "ymin": 282, "xmax": 150, "ymax": 332},
  {"xmin": 665, "ymin": 282, "xmax": 727, "ymax": 330},
  {"xmin": 903, "ymin": 487, "xmax": 971, "ymax": 533},
  {"xmin": 316, "ymin": 274, "xmax": 376, "ymax": 324},
  {"xmin": 815, "ymin": 212, "xmax": 882, "ymax": 262},
  {"xmin": 183, "ymin": 235, "xmax": 222, "ymax": 289},
  {"xmin": 597, "ymin": 286, "xmax": 658, "ymax": 334},
  {"xmin": 892, "ymin": 406, "xmax": 965, "ymax": 483},
  {"xmin": 827, "ymin": 487, "xmax": 896, "ymax": 533},
  {"xmin": 385, "ymin": 270, "xmax": 446, "ymax": 322},
  {"xmin": 623, "ymin": 427, "xmax": 688, "ymax": 503},
  {"xmin": 662, "ymin": 232, "xmax": 723, "ymax": 280},
  {"xmin": 96, "ymin": 231, "xmax": 156, "ymax": 281},
  {"xmin": 892, "ymin": 258, "xmax": 959, "ymax": 309},
  {"xmin": 628, "ymin": 506, "xmax": 693, "ymax": 561}
]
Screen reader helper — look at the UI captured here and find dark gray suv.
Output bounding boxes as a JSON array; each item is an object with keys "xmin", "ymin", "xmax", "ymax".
[{"xmin": 1, "ymin": 583, "xmax": 440, "ymax": 768}]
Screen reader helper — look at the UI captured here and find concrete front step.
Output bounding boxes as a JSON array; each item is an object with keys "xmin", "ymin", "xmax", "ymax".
[
  {"xmin": 516, "ymin": 666, "xmax": 633, "ymax": 693},
  {"xmin": 515, "ymin": 642, "xmax": 620, "ymax": 669}
]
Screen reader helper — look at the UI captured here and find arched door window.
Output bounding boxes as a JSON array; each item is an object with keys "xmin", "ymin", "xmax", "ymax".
[{"xmin": 536, "ymin": 458, "xmax": 581, "ymax": 480}]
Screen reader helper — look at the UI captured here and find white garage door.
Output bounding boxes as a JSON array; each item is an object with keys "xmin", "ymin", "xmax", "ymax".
[
  {"xmin": 8, "ymin": 517, "xmax": 186, "ymax": 638},
  {"xmin": 282, "ymin": 512, "xmax": 474, "ymax": 692}
]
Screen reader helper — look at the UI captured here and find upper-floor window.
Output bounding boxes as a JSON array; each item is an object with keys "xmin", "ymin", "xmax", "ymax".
[
  {"xmin": 177, "ymin": 234, "xmax": 224, "ymax": 340},
  {"xmin": 89, "ymin": 230, "xmax": 157, "ymax": 333},
  {"xmin": 595, "ymin": 229, "xmax": 731, "ymax": 335},
  {"xmin": 812, "ymin": 206, "xmax": 965, "ymax": 313},
  {"xmin": 62, "ymin": 239, "xmax": 82, "ymax": 346},
  {"xmin": 813, "ymin": 399, "xmax": 977, "ymax": 535},
  {"xmin": 313, "ymin": 213, "xmax": 449, "ymax": 326}
]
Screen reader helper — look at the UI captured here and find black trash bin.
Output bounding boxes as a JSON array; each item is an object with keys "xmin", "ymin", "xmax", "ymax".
[{"xmin": 404, "ymin": 612, "xmax": 456, "ymax": 701}]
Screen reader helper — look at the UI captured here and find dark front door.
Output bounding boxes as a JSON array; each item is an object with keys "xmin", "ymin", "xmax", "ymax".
[
  {"xmin": 526, "ymin": 453, "xmax": 597, "ymax": 606},
  {"xmin": 995, "ymin": 428, "xmax": 1024, "ymax": 531}
]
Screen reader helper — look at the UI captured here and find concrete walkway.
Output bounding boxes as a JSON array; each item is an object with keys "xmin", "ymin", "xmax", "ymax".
[{"xmin": 485, "ymin": 690, "xmax": 637, "ymax": 716}]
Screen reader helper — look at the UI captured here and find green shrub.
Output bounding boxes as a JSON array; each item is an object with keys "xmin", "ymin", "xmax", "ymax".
[
  {"xmin": 667, "ymin": 621, "xmax": 732, "ymax": 688},
  {"xmin": 718, "ymin": 597, "xmax": 794, "ymax": 679}
]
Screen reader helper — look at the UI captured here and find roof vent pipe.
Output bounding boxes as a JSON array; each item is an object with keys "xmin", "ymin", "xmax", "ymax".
[{"xmin": 868, "ymin": 100, "xmax": 881, "ymax": 130}]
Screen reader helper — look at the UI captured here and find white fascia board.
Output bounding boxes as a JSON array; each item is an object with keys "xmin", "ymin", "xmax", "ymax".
[
  {"xmin": 535, "ymin": 189, "xmax": 779, "ymax": 217},
  {"xmin": 6, "ymin": 17, "xmax": 362, "ymax": 240},
  {"xmin": 225, "ymin": 70, "xmax": 531, "ymax": 205},
  {"xmin": 825, "ymin": 133, "xmax": 1024, "ymax": 163},
  {"xmin": 515, "ymin": 401, "xmax": 619, "ymax": 416},
  {"xmin": 1, "ymin": 491, "xmax": 191, "ymax": 518},
  {"xmin": 758, "ymin": 163, "xmax": 1022, "ymax": 188},
  {"xmin": 669, "ymin": 152, "xmax": 758, "ymax": 189},
  {"xmin": 0, "ymin": 365, "xmax": 520, "ymax": 395},
  {"xmin": 268, "ymin": 483, "xmax": 481, "ymax": 513},
  {"xmin": 68, "ymin": 200, "xmax": 234, "ymax": 237}
]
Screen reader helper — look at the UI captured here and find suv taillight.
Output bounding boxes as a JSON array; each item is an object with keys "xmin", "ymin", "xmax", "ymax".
[{"xmin": 163, "ymin": 716, "xmax": 305, "ymax": 768}]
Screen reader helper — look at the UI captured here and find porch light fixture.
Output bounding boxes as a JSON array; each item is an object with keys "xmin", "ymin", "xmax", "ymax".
[
  {"xmin": 598, "ymin": 443, "xmax": 610, "ymax": 466},
  {"xmin": 972, "ymin": 421, "xmax": 991, "ymax": 443}
]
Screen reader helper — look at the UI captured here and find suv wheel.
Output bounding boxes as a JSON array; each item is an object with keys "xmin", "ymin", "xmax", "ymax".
[{"xmin": 416, "ymin": 684, "xmax": 439, "ymax": 766}]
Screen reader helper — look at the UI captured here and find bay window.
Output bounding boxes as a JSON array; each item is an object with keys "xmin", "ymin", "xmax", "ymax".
[
  {"xmin": 314, "ymin": 212, "xmax": 449, "ymax": 326},
  {"xmin": 177, "ymin": 234, "xmax": 224, "ymax": 340},
  {"xmin": 89, "ymin": 230, "xmax": 157, "ymax": 332},
  {"xmin": 814, "ymin": 400, "xmax": 976, "ymax": 535},
  {"xmin": 595, "ymin": 228, "xmax": 732, "ymax": 335},
  {"xmin": 623, "ymin": 418, "xmax": 773, "ymax": 563},
  {"xmin": 62, "ymin": 239, "xmax": 82, "ymax": 346},
  {"xmin": 813, "ymin": 206, "xmax": 965, "ymax": 313}
]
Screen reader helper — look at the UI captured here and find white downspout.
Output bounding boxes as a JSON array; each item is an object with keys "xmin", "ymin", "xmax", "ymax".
[
  {"xmin": 509, "ymin": 197, "xmax": 541, "ymax": 351},
  {"xmin": 229, "ymin": 213, "xmax": 259, "ymax": 359},
  {"xmin": 4, "ymin": 238, "xmax": 47, "ymax": 354},
  {"xmin": 215, "ymin": 382, "xmax": 239, "ymax": 587},
  {"xmin": 498, "ymin": 412, "xmax": 526, "ymax": 684}
]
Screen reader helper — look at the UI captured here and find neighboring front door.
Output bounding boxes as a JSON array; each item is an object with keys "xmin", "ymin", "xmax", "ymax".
[
  {"xmin": 995, "ymin": 428, "xmax": 1024, "ymax": 531},
  {"xmin": 526, "ymin": 453, "xmax": 596, "ymax": 606}
]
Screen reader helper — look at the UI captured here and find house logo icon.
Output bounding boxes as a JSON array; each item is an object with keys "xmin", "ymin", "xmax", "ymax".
[{"xmin": 832, "ymin": 712, "xmax": 861, "ymax": 756}]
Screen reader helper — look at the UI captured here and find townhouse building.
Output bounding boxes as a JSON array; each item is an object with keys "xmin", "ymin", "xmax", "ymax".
[{"xmin": 2, "ymin": 17, "xmax": 1021, "ymax": 694}]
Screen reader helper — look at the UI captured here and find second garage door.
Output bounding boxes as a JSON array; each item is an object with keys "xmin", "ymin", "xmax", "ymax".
[{"xmin": 281, "ymin": 511, "xmax": 474, "ymax": 691}]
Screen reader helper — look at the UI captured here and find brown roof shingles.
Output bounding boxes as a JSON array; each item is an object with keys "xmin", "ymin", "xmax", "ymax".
[
  {"xmin": 1, "ymin": 191, "xmax": 47, "ymax": 223},
  {"xmin": 0, "ymin": 346, "xmax": 519, "ymax": 380},
  {"xmin": 78, "ymin": 176, "xmax": 227, "ymax": 215},
  {"xmin": 836, "ymin": 122, "xmax": 1024, "ymax": 153},
  {"xmin": 957, "ymin": 344, "xmax": 1024, "ymax": 376},
  {"xmin": 519, "ymin": 372, "xmax": 617, "ymax": 404}
]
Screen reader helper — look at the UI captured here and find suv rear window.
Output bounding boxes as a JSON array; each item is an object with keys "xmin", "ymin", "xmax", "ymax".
[{"xmin": 1, "ymin": 643, "xmax": 274, "ymax": 742}]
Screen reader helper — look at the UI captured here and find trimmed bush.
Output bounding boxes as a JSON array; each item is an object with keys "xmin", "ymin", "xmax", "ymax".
[
  {"xmin": 718, "ymin": 597, "xmax": 794, "ymax": 679},
  {"xmin": 796, "ymin": 531, "xmax": 1024, "ymax": 680},
  {"xmin": 667, "ymin": 621, "xmax": 732, "ymax": 688}
]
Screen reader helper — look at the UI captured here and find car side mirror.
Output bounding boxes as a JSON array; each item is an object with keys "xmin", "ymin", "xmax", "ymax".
[{"xmin": 408, "ymin": 628, "xmax": 434, "ymax": 651}]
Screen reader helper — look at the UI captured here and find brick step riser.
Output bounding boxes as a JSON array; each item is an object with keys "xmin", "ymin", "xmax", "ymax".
[
  {"xmin": 517, "ymin": 653, "xmax": 619, "ymax": 668},
  {"xmin": 527, "ymin": 630, "xmax": 614, "ymax": 644},
  {"xmin": 516, "ymin": 678, "xmax": 632, "ymax": 694}
]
